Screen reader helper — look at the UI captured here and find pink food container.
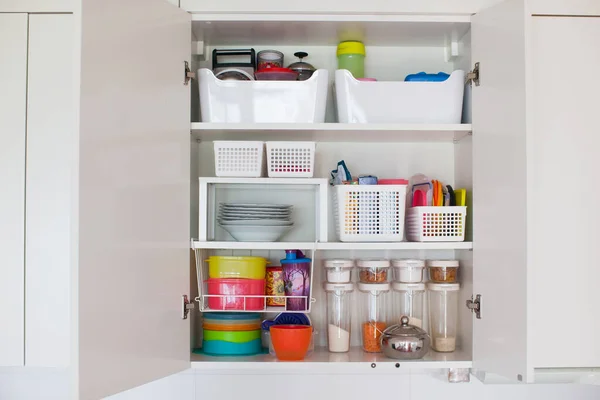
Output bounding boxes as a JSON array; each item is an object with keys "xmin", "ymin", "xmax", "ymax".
[{"xmin": 206, "ymin": 278, "xmax": 266, "ymax": 311}]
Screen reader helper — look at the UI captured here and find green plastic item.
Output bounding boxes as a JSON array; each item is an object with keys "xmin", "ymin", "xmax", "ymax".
[
  {"xmin": 337, "ymin": 41, "xmax": 366, "ymax": 79},
  {"xmin": 203, "ymin": 329, "xmax": 261, "ymax": 343}
]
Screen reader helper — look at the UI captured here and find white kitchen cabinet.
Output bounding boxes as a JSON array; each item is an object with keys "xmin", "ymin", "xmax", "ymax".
[
  {"xmin": 0, "ymin": 13, "xmax": 27, "ymax": 367},
  {"xmin": 0, "ymin": 12, "xmax": 77, "ymax": 369},
  {"xmin": 528, "ymin": 16, "xmax": 600, "ymax": 369},
  {"xmin": 3, "ymin": 0, "xmax": 600, "ymax": 398},
  {"xmin": 25, "ymin": 13, "xmax": 75, "ymax": 368}
]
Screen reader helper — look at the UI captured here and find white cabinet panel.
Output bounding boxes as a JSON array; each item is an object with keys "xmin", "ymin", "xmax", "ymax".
[
  {"xmin": 471, "ymin": 0, "xmax": 529, "ymax": 382},
  {"xmin": 25, "ymin": 14, "xmax": 75, "ymax": 368},
  {"xmin": 0, "ymin": 0, "xmax": 75, "ymax": 12},
  {"xmin": 529, "ymin": 0, "xmax": 600, "ymax": 16},
  {"xmin": 180, "ymin": 0, "xmax": 502, "ymax": 14},
  {"xmin": 78, "ymin": 0, "xmax": 191, "ymax": 398},
  {"xmin": 529, "ymin": 16, "xmax": 600, "ymax": 369},
  {"xmin": 0, "ymin": 13, "xmax": 27, "ymax": 367}
]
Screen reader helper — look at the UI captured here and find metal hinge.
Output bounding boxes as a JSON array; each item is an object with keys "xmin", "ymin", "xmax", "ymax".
[
  {"xmin": 466, "ymin": 294, "xmax": 482, "ymax": 319},
  {"xmin": 466, "ymin": 62, "xmax": 480, "ymax": 86},
  {"xmin": 182, "ymin": 295, "xmax": 195, "ymax": 319},
  {"xmin": 184, "ymin": 61, "xmax": 195, "ymax": 86}
]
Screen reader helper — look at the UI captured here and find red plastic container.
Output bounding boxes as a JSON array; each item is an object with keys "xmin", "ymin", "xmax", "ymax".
[{"xmin": 206, "ymin": 278, "xmax": 266, "ymax": 311}]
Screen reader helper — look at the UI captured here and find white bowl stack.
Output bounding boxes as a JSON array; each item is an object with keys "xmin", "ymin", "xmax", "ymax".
[{"xmin": 218, "ymin": 203, "xmax": 294, "ymax": 242}]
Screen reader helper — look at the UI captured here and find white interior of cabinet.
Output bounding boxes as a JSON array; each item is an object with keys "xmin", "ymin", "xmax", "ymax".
[{"xmin": 189, "ymin": 19, "xmax": 475, "ymax": 366}]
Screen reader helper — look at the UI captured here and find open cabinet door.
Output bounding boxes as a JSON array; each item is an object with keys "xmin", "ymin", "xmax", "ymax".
[
  {"xmin": 77, "ymin": 1, "xmax": 191, "ymax": 399},
  {"xmin": 471, "ymin": 0, "xmax": 530, "ymax": 383}
]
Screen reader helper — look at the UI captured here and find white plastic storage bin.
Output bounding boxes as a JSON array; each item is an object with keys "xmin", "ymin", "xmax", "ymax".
[
  {"xmin": 405, "ymin": 206, "xmax": 467, "ymax": 242},
  {"xmin": 334, "ymin": 185, "xmax": 407, "ymax": 242},
  {"xmin": 213, "ymin": 141, "xmax": 264, "ymax": 177},
  {"xmin": 198, "ymin": 68, "xmax": 329, "ymax": 123},
  {"xmin": 335, "ymin": 69, "xmax": 465, "ymax": 124},
  {"xmin": 266, "ymin": 141, "xmax": 315, "ymax": 178}
]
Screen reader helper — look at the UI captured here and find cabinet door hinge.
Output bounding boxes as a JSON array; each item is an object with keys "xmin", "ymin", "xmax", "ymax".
[
  {"xmin": 466, "ymin": 62, "xmax": 480, "ymax": 86},
  {"xmin": 466, "ymin": 294, "xmax": 482, "ymax": 319},
  {"xmin": 184, "ymin": 61, "xmax": 195, "ymax": 86},
  {"xmin": 182, "ymin": 295, "xmax": 195, "ymax": 319}
]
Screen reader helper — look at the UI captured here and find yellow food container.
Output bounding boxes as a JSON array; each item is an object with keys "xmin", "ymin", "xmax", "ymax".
[{"xmin": 207, "ymin": 256, "xmax": 268, "ymax": 279}]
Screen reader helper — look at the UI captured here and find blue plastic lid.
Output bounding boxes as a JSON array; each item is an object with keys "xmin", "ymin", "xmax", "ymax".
[
  {"xmin": 203, "ymin": 312, "xmax": 261, "ymax": 320},
  {"xmin": 262, "ymin": 313, "xmax": 312, "ymax": 331},
  {"xmin": 280, "ymin": 249, "xmax": 311, "ymax": 264},
  {"xmin": 404, "ymin": 72, "xmax": 450, "ymax": 82}
]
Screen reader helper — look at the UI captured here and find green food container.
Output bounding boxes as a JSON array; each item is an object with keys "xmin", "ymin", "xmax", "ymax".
[{"xmin": 337, "ymin": 41, "xmax": 366, "ymax": 79}]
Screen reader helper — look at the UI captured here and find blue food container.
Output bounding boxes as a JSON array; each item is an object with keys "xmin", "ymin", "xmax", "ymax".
[{"xmin": 404, "ymin": 72, "xmax": 450, "ymax": 82}]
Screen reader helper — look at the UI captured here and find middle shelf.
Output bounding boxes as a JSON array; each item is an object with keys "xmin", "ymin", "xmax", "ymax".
[
  {"xmin": 191, "ymin": 240, "xmax": 473, "ymax": 251},
  {"xmin": 191, "ymin": 122, "xmax": 472, "ymax": 143}
]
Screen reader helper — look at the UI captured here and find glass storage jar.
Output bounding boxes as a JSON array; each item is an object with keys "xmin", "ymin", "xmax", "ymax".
[
  {"xmin": 357, "ymin": 282, "xmax": 390, "ymax": 353},
  {"xmin": 392, "ymin": 282, "xmax": 425, "ymax": 328},
  {"xmin": 427, "ymin": 260, "xmax": 459, "ymax": 283},
  {"xmin": 392, "ymin": 259, "xmax": 425, "ymax": 283},
  {"xmin": 324, "ymin": 259, "xmax": 354, "ymax": 283},
  {"xmin": 357, "ymin": 259, "xmax": 390, "ymax": 283},
  {"xmin": 428, "ymin": 283, "xmax": 460, "ymax": 352},
  {"xmin": 324, "ymin": 283, "xmax": 354, "ymax": 353}
]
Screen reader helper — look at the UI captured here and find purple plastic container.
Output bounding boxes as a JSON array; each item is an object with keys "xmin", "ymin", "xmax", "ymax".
[{"xmin": 281, "ymin": 250, "xmax": 312, "ymax": 311}]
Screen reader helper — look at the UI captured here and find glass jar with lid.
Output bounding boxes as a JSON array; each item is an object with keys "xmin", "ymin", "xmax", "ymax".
[
  {"xmin": 357, "ymin": 282, "xmax": 390, "ymax": 353},
  {"xmin": 324, "ymin": 259, "xmax": 354, "ymax": 283},
  {"xmin": 324, "ymin": 283, "xmax": 354, "ymax": 353},
  {"xmin": 391, "ymin": 282, "xmax": 425, "ymax": 329},
  {"xmin": 357, "ymin": 259, "xmax": 390, "ymax": 283},
  {"xmin": 428, "ymin": 283, "xmax": 460, "ymax": 352}
]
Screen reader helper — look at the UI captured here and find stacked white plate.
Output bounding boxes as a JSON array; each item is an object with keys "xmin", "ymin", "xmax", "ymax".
[{"xmin": 218, "ymin": 203, "xmax": 294, "ymax": 242}]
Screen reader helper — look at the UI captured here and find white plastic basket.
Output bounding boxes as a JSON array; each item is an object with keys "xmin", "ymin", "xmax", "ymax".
[
  {"xmin": 213, "ymin": 141, "xmax": 264, "ymax": 177},
  {"xmin": 198, "ymin": 69, "xmax": 329, "ymax": 123},
  {"xmin": 266, "ymin": 141, "xmax": 316, "ymax": 178},
  {"xmin": 335, "ymin": 69, "xmax": 465, "ymax": 124},
  {"xmin": 406, "ymin": 206, "xmax": 467, "ymax": 242},
  {"xmin": 334, "ymin": 185, "xmax": 407, "ymax": 242}
]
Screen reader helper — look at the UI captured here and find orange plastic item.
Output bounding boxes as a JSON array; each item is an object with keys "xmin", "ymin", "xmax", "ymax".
[{"xmin": 270, "ymin": 325, "xmax": 312, "ymax": 361}]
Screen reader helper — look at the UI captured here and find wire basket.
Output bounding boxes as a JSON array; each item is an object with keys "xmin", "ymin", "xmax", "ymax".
[
  {"xmin": 334, "ymin": 185, "xmax": 407, "ymax": 242},
  {"xmin": 214, "ymin": 141, "xmax": 264, "ymax": 177},
  {"xmin": 406, "ymin": 206, "xmax": 467, "ymax": 242},
  {"xmin": 266, "ymin": 141, "xmax": 315, "ymax": 178}
]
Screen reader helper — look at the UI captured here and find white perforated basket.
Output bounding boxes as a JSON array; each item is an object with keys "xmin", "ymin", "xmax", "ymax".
[
  {"xmin": 266, "ymin": 141, "xmax": 315, "ymax": 178},
  {"xmin": 334, "ymin": 185, "xmax": 407, "ymax": 242},
  {"xmin": 406, "ymin": 206, "xmax": 467, "ymax": 242},
  {"xmin": 213, "ymin": 141, "xmax": 264, "ymax": 177}
]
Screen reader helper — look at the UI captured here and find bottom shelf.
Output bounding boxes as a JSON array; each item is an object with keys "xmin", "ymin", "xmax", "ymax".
[{"xmin": 190, "ymin": 347, "xmax": 472, "ymax": 372}]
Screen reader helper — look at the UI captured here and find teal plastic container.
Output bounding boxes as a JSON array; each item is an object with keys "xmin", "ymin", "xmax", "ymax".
[
  {"xmin": 337, "ymin": 41, "xmax": 366, "ymax": 79},
  {"xmin": 202, "ymin": 339, "xmax": 262, "ymax": 356}
]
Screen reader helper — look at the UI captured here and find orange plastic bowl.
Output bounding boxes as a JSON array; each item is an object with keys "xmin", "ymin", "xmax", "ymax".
[{"xmin": 270, "ymin": 325, "xmax": 312, "ymax": 361}]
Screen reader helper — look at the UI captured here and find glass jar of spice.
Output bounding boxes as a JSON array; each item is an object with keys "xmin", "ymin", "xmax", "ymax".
[
  {"xmin": 357, "ymin": 259, "xmax": 390, "ymax": 283},
  {"xmin": 358, "ymin": 282, "xmax": 390, "ymax": 353}
]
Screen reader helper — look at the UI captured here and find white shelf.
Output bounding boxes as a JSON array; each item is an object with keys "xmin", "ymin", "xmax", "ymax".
[
  {"xmin": 192, "ymin": 241, "xmax": 316, "ymax": 250},
  {"xmin": 317, "ymin": 242, "xmax": 473, "ymax": 250},
  {"xmin": 199, "ymin": 177, "xmax": 328, "ymax": 185},
  {"xmin": 191, "ymin": 123, "xmax": 472, "ymax": 143},
  {"xmin": 191, "ymin": 347, "xmax": 472, "ymax": 372},
  {"xmin": 191, "ymin": 240, "xmax": 473, "ymax": 251},
  {"xmin": 191, "ymin": 14, "xmax": 471, "ymax": 47}
]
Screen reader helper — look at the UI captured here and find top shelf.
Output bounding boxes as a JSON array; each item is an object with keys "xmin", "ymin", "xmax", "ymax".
[
  {"xmin": 191, "ymin": 123, "xmax": 472, "ymax": 143},
  {"xmin": 191, "ymin": 14, "xmax": 471, "ymax": 47}
]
